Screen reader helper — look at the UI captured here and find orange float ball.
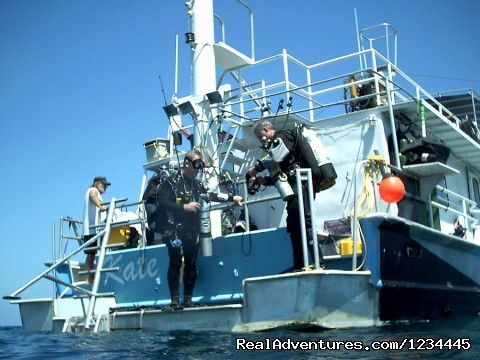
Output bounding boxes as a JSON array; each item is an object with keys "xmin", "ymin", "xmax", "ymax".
[{"xmin": 379, "ymin": 175, "xmax": 405, "ymax": 203}]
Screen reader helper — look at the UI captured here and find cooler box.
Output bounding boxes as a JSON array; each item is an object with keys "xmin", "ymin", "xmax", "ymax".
[
  {"xmin": 108, "ymin": 226, "xmax": 131, "ymax": 245},
  {"xmin": 338, "ymin": 237, "xmax": 362, "ymax": 255}
]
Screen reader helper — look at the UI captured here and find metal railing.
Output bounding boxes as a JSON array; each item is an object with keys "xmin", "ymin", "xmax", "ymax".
[
  {"xmin": 3, "ymin": 197, "xmax": 147, "ymax": 332},
  {"xmin": 215, "ymin": 40, "xmax": 474, "ymax": 142},
  {"xmin": 296, "ymin": 168, "xmax": 322, "ymax": 270},
  {"xmin": 429, "ymin": 185, "xmax": 480, "ymax": 241}
]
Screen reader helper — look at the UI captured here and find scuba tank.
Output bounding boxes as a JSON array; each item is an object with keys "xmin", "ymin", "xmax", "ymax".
[
  {"xmin": 199, "ymin": 198, "xmax": 213, "ymax": 256},
  {"xmin": 270, "ymin": 167, "xmax": 294, "ymax": 201},
  {"xmin": 261, "ymin": 148, "xmax": 295, "ymax": 201},
  {"xmin": 298, "ymin": 125, "xmax": 337, "ymax": 191}
]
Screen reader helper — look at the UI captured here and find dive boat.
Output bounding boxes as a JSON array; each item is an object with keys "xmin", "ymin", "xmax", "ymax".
[{"xmin": 4, "ymin": 0, "xmax": 479, "ymax": 332}]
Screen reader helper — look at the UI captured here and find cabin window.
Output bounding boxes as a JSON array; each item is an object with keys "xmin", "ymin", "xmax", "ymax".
[{"xmin": 473, "ymin": 177, "xmax": 480, "ymax": 207}]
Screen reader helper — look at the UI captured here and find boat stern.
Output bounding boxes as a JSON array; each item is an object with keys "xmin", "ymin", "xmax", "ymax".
[{"xmin": 237, "ymin": 270, "xmax": 379, "ymax": 332}]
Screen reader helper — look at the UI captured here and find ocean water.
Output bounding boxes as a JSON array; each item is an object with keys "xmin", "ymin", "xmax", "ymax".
[{"xmin": 1, "ymin": 318, "xmax": 479, "ymax": 359}]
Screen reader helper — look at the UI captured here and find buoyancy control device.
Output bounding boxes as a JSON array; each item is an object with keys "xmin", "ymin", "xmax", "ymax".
[{"xmin": 294, "ymin": 125, "xmax": 337, "ymax": 192}]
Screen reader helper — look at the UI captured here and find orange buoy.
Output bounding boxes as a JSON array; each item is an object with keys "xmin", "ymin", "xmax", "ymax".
[{"xmin": 379, "ymin": 175, "xmax": 405, "ymax": 203}]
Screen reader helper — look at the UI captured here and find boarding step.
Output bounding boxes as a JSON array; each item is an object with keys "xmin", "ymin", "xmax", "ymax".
[
  {"xmin": 53, "ymin": 315, "xmax": 107, "ymax": 333},
  {"xmin": 73, "ymin": 292, "xmax": 116, "ymax": 299},
  {"xmin": 69, "ymin": 314, "xmax": 110, "ymax": 333},
  {"xmin": 52, "ymin": 316, "xmax": 71, "ymax": 333},
  {"xmin": 109, "ymin": 303, "xmax": 243, "ymax": 331},
  {"xmin": 52, "ymin": 316, "xmax": 104, "ymax": 333}
]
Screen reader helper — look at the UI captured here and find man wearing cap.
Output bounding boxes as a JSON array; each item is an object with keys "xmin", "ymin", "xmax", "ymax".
[{"xmin": 82, "ymin": 176, "xmax": 111, "ymax": 284}]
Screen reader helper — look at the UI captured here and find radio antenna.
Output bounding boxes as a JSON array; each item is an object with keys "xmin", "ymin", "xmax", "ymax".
[{"xmin": 159, "ymin": 75, "xmax": 168, "ymax": 106}]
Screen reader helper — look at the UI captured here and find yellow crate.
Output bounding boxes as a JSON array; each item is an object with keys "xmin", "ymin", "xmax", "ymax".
[
  {"xmin": 108, "ymin": 226, "xmax": 131, "ymax": 245},
  {"xmin": 338, "ymin": 237, "xmax": 362, "ymax": 255}
]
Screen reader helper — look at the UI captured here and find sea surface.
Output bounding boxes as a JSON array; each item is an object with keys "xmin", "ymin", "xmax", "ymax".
[{"xmin": 1, "ymin": 318, "xmax": 479, "ymax": 359}]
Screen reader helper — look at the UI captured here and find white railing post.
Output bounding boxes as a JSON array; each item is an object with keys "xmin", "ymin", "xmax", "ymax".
[
  {"xmin": 296, "ymin": 170, "xmax": 310, "ymax": 270},
  {"xmin": 84, "ymin": 198, "xmax": 117, "ymax": 331},
  {"xmin": 296, "ymin": 168, "xmax": 320, "ymax": 270}
]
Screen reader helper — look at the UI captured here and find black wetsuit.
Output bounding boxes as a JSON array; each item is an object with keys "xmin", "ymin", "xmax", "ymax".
[
  {"xmin": 156, "ymin": 171, "xmax": 236, "ymax": 303},
  {"xmin": 156, "ymin": 172, "xmax": 202, "ymax": 302},
  {"xmin": 254, "ymin": 129, "xmax": 325, "ymax": 270},
  {"xmin": 142, "ymin": 174, "xmax": 162, "ymax": 245}
]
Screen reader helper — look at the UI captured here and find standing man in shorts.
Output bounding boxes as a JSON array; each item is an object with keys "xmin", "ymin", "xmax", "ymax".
[{"xmin": 83, "ymin": 176, "xmax": 111, "ymax": 284}]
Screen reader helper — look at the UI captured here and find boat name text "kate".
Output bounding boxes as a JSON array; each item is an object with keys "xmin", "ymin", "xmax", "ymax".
[{"xmin": 103, "ymin": 254, "xmax": 159, "ymax": 285}]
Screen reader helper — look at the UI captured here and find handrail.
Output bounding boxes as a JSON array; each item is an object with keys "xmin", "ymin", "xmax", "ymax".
[
  {"xmin": 429, "ymin": 184, "xmax": 480, "ymax": 241},
  {"xmin": 216, "ymin": 43, "xmax": 476, "ymax": 142},
  {"xmin": 84, "ymin": 198, "xmax": 118, "ymax": 330},
  {"xmin": 295, "ymin": 168, "xmax": 321, "ymax": 270},
  {"xmin": 213, "ymin": 0, "xmax": 255, "ymax": 61},
  {"xmin": 58, "ymin": 198, "xmax": 137, "ymax": 258},
  {"xmin": 59, "ymin": 217, "xmax": 82, "ymax": 258},
  {"xmin": 235, "ymin": 0, "xmax": 255, "ymax": 61},
  {"xmin": 3, "ymin": 196, "xmax": 146, "ymax": 330},
  {"xmin": 3, "ymin": 230, "xmax": 106, "ymax": 300}
]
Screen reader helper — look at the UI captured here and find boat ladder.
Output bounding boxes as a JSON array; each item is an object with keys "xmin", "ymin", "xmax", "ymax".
[
  {"xmin": 3, "ymin": 197, "xmax": 145, "ymax": 333},
  {"xmin": 81, "ymin": 198, "xmax": 133, "ymax": 332}
]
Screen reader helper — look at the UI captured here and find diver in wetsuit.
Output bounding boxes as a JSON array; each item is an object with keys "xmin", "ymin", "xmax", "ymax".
[
  {"xmin": 246, "ymin": 120, "xmax": 327, "ymax": 271},
  {"xmin": 156, "ymin": 149, "xmax": 243, "ymax": 308}
]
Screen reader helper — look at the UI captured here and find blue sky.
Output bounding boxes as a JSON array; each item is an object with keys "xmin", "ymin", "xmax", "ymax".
[{"xmin": 0, "ymin": 0, "xmax": 478, "ymax": 326}]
